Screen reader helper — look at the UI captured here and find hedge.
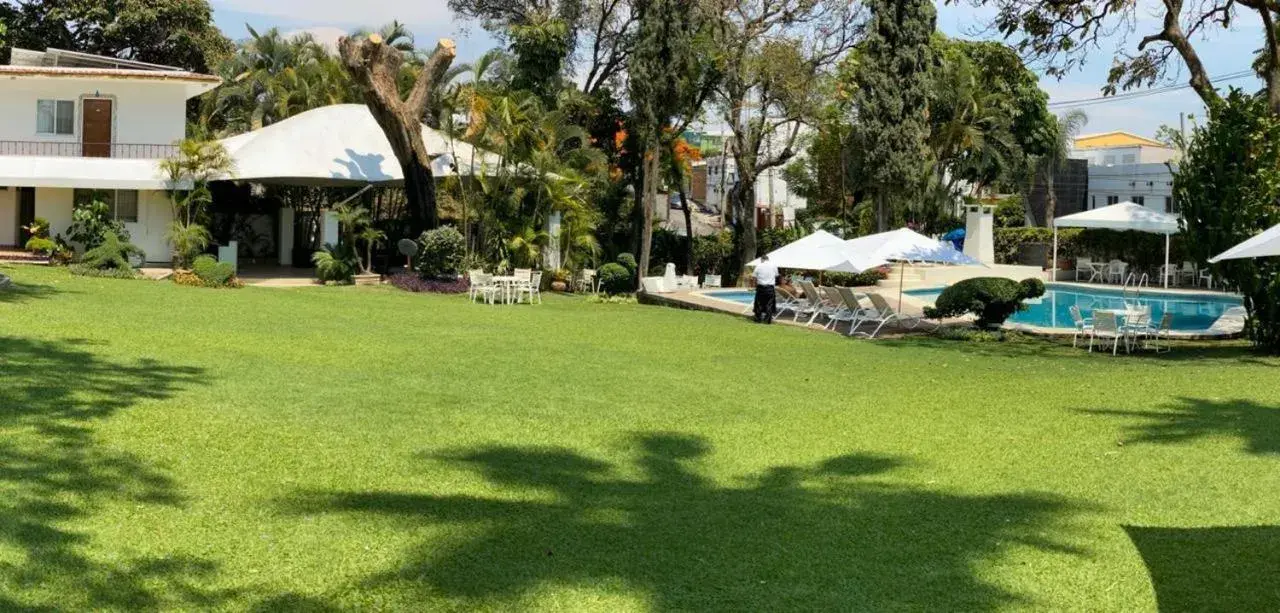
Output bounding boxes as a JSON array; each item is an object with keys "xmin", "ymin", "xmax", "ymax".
[{"xmin": 994, "ymin": 227, "xmax": 1186, "ymax": 270}]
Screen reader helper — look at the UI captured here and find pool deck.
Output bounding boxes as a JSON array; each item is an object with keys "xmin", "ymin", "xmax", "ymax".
[{"xmin": 641, "ymin": 282, "xmax": 1246, "ymax": 340}]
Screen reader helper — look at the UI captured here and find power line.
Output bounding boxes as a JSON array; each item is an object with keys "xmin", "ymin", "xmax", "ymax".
[{"xmin": 1048, "ymin": 70, "xmax": 1255, "ymax": 109}]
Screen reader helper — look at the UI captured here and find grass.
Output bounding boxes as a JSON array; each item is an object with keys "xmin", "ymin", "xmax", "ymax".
[{"xmin": 2, "ymin": 263, "xmax": 1280, "ymax": 611}]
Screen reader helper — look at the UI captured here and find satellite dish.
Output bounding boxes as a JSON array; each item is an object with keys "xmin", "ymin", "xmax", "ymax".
[{"xmin": 397, "ymin": 239, "xmax": 419, "ymax": 257}]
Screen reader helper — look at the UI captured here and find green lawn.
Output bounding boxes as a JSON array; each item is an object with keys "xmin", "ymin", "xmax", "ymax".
[{"xmin": 2, "ymin": 264, "xmax": 1280, "ymax": 611}]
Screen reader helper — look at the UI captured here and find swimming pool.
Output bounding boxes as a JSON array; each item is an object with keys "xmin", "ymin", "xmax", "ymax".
[{"xmin": 904, "ymin": 283, "xmax": 1244, "ymax": 333}]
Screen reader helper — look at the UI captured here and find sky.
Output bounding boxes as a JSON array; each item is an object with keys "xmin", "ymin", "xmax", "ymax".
[{"xmin": 209, "ymin": 0, "xmax": 1263, "ymax": 139}]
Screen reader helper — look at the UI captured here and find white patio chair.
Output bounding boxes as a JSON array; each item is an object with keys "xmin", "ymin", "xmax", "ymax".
[
  {"xmin": 515, "ymin": 270, "xmax": 543, "ymax": 304},
  {"xmin": 703, "ymin": 274, "xmax": 722, "ymax": 288},
  {"xmin": 474, "ymin": 273, "xmax": 502, "ymax": 305},
  {"xmin": 1107, "ymin": 260, "xmax": 1128, "ymax": 284},
  {"xmin": 1157, "ymin": 264, "xmax": 1179, "ymax": 287},
  {"xmin": 1124, "ymin": 305, "xmax": 1152, "ymax": 348},
  {"xmin": 1179, "ymin": 262, "xmax": 1197, "ymax": 286},
  {"xmin": 467, "ymin": 269, "xmax": 487, "ymax": 301},
  {"xmin": 1198, "ymin": 268, "xmax": 1214, "ymax": 289},
  {"xmin": 1074, "ymin": 258, "xmax": 1094, "ymax": 282},
  {"xmin": 578, "ymin": 269, "xmax": 598, "ymax": 293},
  {"xmin": 1088, "ymin": 311, "xmax": 1125, "ymax": 355},
  {"xmin": 1145, "ymin": 312, "xmax": 1174, "ymax": 353},
  {"xmin": 1068, "ymin": 305, "xmax": 1093, "ymax": 348}
]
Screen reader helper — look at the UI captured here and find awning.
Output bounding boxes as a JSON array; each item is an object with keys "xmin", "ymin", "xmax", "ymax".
[
  {"xmin": 1053, "ymin": 202, "xmax": 1181, "ymax": 234},
  {"xmin": 218, "ymin": 104, "xmax": 503, "ymax": 186},
  {"xmin": 1210, "ymin": 223, "xmax": 1280, "ymax": 262},
  {"xmin": 747, "ymin": 230, "xmax": 887, "ymax": 273},
  {"xmin": 0, "ymin": 156, "xmax": 182, "ymax": 190}
]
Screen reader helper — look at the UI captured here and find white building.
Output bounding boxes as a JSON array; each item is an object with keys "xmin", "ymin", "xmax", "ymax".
[
  {"xmin": 704, "ymin": 155, "xmax": 807, "ymax": 227},
  {"xmin": 0, "ymin": 48, "xmax": 219, "ymax": 261},
  {"xmin": 1069, "ymin": 132, "xmax": 1180, "ymax": 215}
]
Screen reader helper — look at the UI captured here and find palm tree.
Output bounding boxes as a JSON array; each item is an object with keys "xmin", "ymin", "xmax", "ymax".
[{"xmin": 1040, "ymin": 110, "xmax": 1089, "ymax": 221}]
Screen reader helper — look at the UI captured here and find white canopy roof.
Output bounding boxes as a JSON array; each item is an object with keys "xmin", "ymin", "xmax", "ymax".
[
  {"xmin": 748, "ymin": 230, "xmax": 888, "ymax": 273},
  {"xmin": 0, "ymin": 156, "xmax": 181, "ymax": 190},
  {"xmin": 1210, "ymin": 222, "xmax": 1280, "ymax": 262},
  {"xmin": 1053, "ymin": 202, "xmax": 1181, "ymax": 234},
  {"xmin": 218, "ymin": 104, "xmax": 502, "ymax": 186},
  {"xmin": 844, "ymin": 228, "xmax": 981, "ymax": 265}
]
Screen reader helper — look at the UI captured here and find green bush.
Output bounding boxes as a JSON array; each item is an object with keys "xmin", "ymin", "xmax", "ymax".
[
  {"xmin": 994, "ymin": 197, "xmax": 1025, "ymax": 228},
  {"xmin": 68, "ymin": 264, "xmax": 139, "ymax": 279},
  {"xmin": 313, "ymin": 243, "xmax": 359, "ymax": 284},
  {"xmin": 923, "ymin": 277, "xmax": 1046, "ymax": 329},
  {"xmin": 81, "ymin": 231, "xmax": 142, "ymax": 271},
  {"xmin": 693, "ymin": 231, "xmax": 734, "ymax": 274},
  {"xmin": 192, "ymin": 254, "xmax": 237, "ymax": 287},
  {"xmin": 24, "ymin": 237, "xmax": 56, "ymax": 255},
  {"xmin": 598, "ymin": 262, "xmax": 633, "ymax": 295},
  {"xmin": 24, "ymin": 217, "xmax": 50, "ymax": 240},
  {"xmin": 616, "ymin": 253, "xmax": 637, "ymax": 275},
  {"xmin": 995, "ymin": 227, "xmax": 1185, "ymax": 269},
  {"xmin": 417, "ymin": 226, "xmax": 466, "ymax": 279},
  {"xmin": 67, "ymin": 200, "xmax": 128, "ymax": 249},
  {"xmin": 585, "ymin": 293, "xmax": 638, "ymax": 305},
  {"xmin": 823, "ymin": 267, "xmax": 890, "ymax": 287}
]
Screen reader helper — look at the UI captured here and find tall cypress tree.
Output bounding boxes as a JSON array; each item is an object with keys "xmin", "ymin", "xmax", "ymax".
[{"xmin": 850, "ymin": 0, "xmax": 936, "ymax": 232}]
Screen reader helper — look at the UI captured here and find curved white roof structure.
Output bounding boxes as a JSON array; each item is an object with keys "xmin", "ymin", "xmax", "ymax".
[
  {"xmin": 1053, "ymin": 202, "xmax": 1181, "ymax": 234},
  {"xmin": 218, "ymin": 104, "xmax": 502, "ymax": 186}
]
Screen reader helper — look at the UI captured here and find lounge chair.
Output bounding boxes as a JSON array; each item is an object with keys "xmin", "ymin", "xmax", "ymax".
[
  {"xmin": 1088, "ymin": 311, "xmax": 1125, "ymax": 355},
  {"xmin": 774, "ymin": 286, "xmax": 804, "ymax": 318},
  {"xmin": 795, "ymin": 281, "xmax": 828, "ymax": 325},
  {"xmin": 703, "ymin": 274, "xmax": 722, "ymax": 288},
  {"xmin": 1074, "ymin": 258, "xmax": 1094, "ymax": 282},
  {"xmin": 852, "ymin": 293, "xmax": 912, "ymax": 338},
  {"xmin": 817, "ymin": 287, "xmax": 851, "ymax": 330},
  {"xmin": 836, "ymin": 287, "xmax": 876, "ymax": 336},
  {"xmin": 1068, "ymin": 305, "xmax": 1093, "ymax": 348}
]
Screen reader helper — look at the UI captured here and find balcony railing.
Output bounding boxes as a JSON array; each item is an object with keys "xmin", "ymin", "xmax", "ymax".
[{"xmin": 0, "ymin": 141, "xmax": 179, "ymax": 159}]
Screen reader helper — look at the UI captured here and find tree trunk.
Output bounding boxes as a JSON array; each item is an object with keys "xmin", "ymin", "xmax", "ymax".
[
  {"xmin": 680, "ymin": 187, "xmax": 694, "ymax": 273},
  {"xmin": 875, "ymin": 192, "xmax": 888, "ymax": 232},
  {"xmin": 1045, "ymin": 170, "xmax": 1057, "ymax": 224},
  {"xmin": 732, "ymin": 169, "xmax": 757, "ymax": 280},
  {"xmin": 638, "ymin": 144, "xmax": 658, "ymax": 280},
  {"xmin": 338, "ymin": 35, "xmax": 456, "ymax": 237}
]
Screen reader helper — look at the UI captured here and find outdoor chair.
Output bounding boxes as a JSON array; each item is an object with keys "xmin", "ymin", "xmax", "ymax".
[
  {"xmin": 1074, "ymin": 258, "xmax": 1094, "ymax": 282},
  {"xmin": 474, "ymin": 273, "xmax": 502, "ymax": 305},
  {"xmin": 578, "ymin": 269, "xmax": 598, "ymax": 293},
  {"xmin": 1088, "ymin": 311, "xmax": 1125, "ymax": 355},
  {"xmin": 467, "ymin": 269, "xmax": 487, "ymax": 301},
  {"xmin": 1145, "ymin": 312, "xmax": 1174, "ymax": 353},
  {"xmin": 818, "ymin": 287, "xmax": 851, "ymax": 330},
  {"xmin": 1157, "ymin": 264, "xmax": 1179, "ymax": 287},
  {"xmin": 1068, "ymin": 305, "xmax": 1093, "ymax": 348},
  {"xmin": 1123, "ymin": 305, "xmax": 1153, "ymax": 347},
  {"xmin": 853, "ymin": 293, "xmax": 927, "ymax": 339},
  {"xmin": 837, "ymin": 287, "xmax": 877, "ymax": 336},
  {"xmin": 516, "ymin": 271, "xmax": 543, "ymax": 304},
  {"xmin": 774, "ymin": 286, "xmax": 804, "ymax": 319},
  {"xmin": 703, "ymin": 274, "xmax": 722, "ymax": 288},
  {"xmin": 796, "ymin": 281, "xmax": 830, "ymax": 325},
  {"xmin": 1198, "ymin": 268, "xmax": 1214, "ymax": 289},
  {"xmin": 1179, "ymin": 262, "xmax": 1197, "ymax": 286},
  {"xmin": 513, "ymin": 268, "xmax": 533, "ymax": 282},
  {"xmin": 1107, "ymin": 260, "xmax": 1128, "ymax": 284}
]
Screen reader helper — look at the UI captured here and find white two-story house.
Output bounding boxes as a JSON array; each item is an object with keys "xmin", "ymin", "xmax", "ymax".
[{"xmin": 0, "ymin": 48, "xmax": 220, "ymax": 261}]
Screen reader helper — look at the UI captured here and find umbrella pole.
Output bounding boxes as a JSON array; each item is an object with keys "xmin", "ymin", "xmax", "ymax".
[
  {"xmin": 897, "ymin": 260, "xmax": 905, "ymax": 311},
  {"xmin": 1052, "ymin": 227, "xmax": 1058, "ymax": 283},
  {"xmin": 1164, "ymin": 233, "xmax": 1171, "ymax": 289}
]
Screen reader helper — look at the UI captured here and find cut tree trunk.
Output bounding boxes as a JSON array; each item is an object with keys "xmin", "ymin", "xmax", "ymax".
[
  {"xmin": 638, "ymin": 145, "xmax": 658, "ymax": 280},
  {"xmin": 679, "ymin": 186, "xmax": 693, "ymax": 272},
  {"xmin": 731, "ymin": 172, "xmax": 757, "ymax": 280},
  {"xmin": 338, "ymin": 35, "xmax": 456, "ymax": 237}
]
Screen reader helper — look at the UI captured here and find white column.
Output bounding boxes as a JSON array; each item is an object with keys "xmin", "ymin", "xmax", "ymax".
[
  {"xmin": 321, "ymin": 209, "xmax": 340, "ymax": 246},
  {"xmin": 278, "ymin": 207, "xmax": 294, "ymax": 267},
  {"xmin": 1052, "ymin": 227, "xmax": 1059, "ymax": 282},
  {"xmin": 1164, "ymin": 233, "xmax": 1171, "ymax": 289}
]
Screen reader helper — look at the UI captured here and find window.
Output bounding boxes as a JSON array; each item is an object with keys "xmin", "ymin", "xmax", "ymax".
[
  {"xmin": 1121, "ymin": 153, "xmax": 1137, "ymax": 164},
  {"xmin": 73, "ymin": 189, "xmax": 139, "ymax": 223},
  {"xmin": 1166, "ymin": 196, "xmax": 1179, "ymax": 214},
  {"xmin": 1106, "ymin": 195, "xmax": 1119, "ymax": 205},
  {"xmin": 1090, "ymin": 195, "xmax": 1097, "ymax": 210},
  {"xmin": 1103, "ymin": 155, "xmax": 1117, "ymax": 166},
  {"xmin": 37, "ymin": 100, "xmax": 75, "ymax": 135},
  {"xmin": 1132, "ymin": 196, "xmax": 1145, "ymax": 206}
]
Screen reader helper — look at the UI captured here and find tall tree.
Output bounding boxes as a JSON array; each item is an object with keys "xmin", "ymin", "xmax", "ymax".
[
  {"xmin": 507, "ymin": 13, "xmax": 574, "ymax": 105},
  {"xmin": 850, "ymin": 0, "xmax": 936, "ymax": 232},
  {"xmin": 339, "ymin": 35, "xmax": 457, "ymax": 236},
  {"xmin": 0, "ymin": 0, "xmax": 231, "ymax": 72},
  {"xmin": 1037, "ymin": 110, "xmax": 1088, "ymax": 222},
  {"xmin": 967, "ymin": 0, "xmax": 1280, "ymax": 113},
  {"xmin": 711, "ymin": 0, "xmax": 858, "ymax": 271},
  {"xmin": 628, "ymin": 0, "xmax": 716, "ymax": 277}
]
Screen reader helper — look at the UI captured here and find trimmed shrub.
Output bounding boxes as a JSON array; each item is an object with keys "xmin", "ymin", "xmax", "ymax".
[
  {"xmin": 68, "ymin": 264, "xmax": 140, "ymax": 279},
  {"xmin": 616, "ymin": 253, "xmax": 637, "ymax": 275},
  {"xmin": 824, "ymin": 267, "xmax": 890, "ymax": 287},
  {"xmin": 598, "ymin": 262, "xmax": 633, "ymax": 295},
  {"xmin": 387, "ymin": 272, "xmax": 469, "ymax": 293},
  {"xmin": 80, "ymin": 231, "xmax": 141, "ymax": 271},
  {"xmin": 24, "ymin": 237, "xmax": 57, "ymax": 255},
  {"xmin": 417, "ymin": 226, "xmax": 466, "ymax": 279},
  {"xmin": 192, "ymin": 254, "xmax": 237, "ymax": 287},
  {"xmin": 585, "ymin": 293, "xmax": 638, "ymax": 305},
  {"xmin": 923, "ymin": 276, "xmax": 1047, "ymax": 329}
]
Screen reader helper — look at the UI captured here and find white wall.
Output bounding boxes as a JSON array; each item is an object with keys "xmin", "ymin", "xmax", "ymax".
[
  {"xmin": 704, "ymin": 155, "xmax": 808, "ymax": 218},
  {"xmin": 0, "ymin": 77, "xmax": 190, "ymax": 148},
  {"xmin": 1071, "ymin": 145, "xmax": 1177, "ymax": 167},
  {"xmin": 35, "ymin": 188, "xmax": 172, "ymax": 262},
  {"xmin": 1085, "ymin": 163, "xmax": 1177, "ymax": 213},
  {"xmin": 0, "ymin": 188, "xmax": 14, "ymax": 245}
]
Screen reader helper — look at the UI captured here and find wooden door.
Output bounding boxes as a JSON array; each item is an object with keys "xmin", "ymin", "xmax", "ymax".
[{"xmin": 82, "ymin": 99, "xmax": 113, "ymax": 158}]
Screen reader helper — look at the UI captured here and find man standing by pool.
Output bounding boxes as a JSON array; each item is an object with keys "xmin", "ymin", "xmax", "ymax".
[{"xmin": 752, "ymin": 255, "xmax": 779, "ymax": 324}]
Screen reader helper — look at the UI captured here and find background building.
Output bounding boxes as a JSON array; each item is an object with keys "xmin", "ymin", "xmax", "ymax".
[{"xmin": 1068, "ymin": 131, "xmax": 1179, "ymax": 214}]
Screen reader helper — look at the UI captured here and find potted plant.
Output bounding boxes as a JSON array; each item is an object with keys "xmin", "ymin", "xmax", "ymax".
[{"xmin": 550, "ymin": 268, "xmax": 570, "ymax": 292}]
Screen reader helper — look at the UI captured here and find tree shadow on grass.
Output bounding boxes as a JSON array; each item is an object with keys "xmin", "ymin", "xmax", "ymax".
[
  {"xmin": 0, "ymin": 336, "xmax": 242, "ymax": 610},
  {"xmin": 1125, "ymin": 525, "xmax": 1280, "ymax": 612},
  {"xmin": 0, "ymin": 277, "xmax": 60, "ymax": 304},
  {"xmin": 284, "ymin": 433, "xmax": 1092, "ymax": 610},
  {"xmin": 881, "ymin": 334, "xmax": 1280, "ymax": 366},
  {"xmin": 1081, "ymin": 397, "xmax": 1280, "ymax": 456}
]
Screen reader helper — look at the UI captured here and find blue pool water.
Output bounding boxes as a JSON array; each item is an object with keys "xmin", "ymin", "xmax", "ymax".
[{"xmin": 904, "ymin": 284, "xmax": 1242, "ymax": 332}]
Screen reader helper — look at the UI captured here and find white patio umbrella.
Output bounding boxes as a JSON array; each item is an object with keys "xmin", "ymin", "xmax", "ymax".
[
  {"xmin": 747, "ymin": 230, "xmax": 888, "ymax": 273},
  {"xmin": 1052, "ymin": 202, "xmax": 1181, "ymax": 288},
  {"xmin": 844, "ymin": 228, "xmax": 983, "ymax": 306},
  {"xmin": 1209, "ymin": 222, "xmax": 1280, "ymax": 262}
]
